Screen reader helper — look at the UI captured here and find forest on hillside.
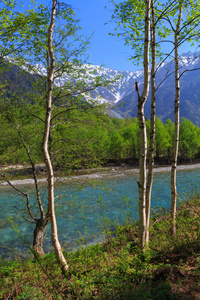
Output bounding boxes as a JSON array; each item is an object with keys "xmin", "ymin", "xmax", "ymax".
[{"xmin": 1, "ymin": 108, "xmax": 200, "ymax": 167}]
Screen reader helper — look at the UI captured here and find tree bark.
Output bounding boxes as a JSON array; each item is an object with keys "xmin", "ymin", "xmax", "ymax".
[
  {"xmin": 33, "ymin": 218, "xmax": 49, "ymax": 257},
  {"xmin": 136, "ymin": 0, "xmax": 151, "ymax": 250},
  {"xmin": 137, "ymin": 98, "xmax": 147, "ymax": 249},
  {"xmin": 43, "ymin": 0, "xmax": 68, "ymax": 274},
  {"xmin": 171, "ymin": 4, "xmax": 182, "ymax": 235},
  {"xmin": 146, "ymin": 0, "xmax": 156, "ymax": 245}
]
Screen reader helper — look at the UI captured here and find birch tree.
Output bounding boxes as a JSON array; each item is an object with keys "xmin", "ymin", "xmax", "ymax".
[
  {"xmin": 110, "ymin": 0, "xmax": 200, "ymax": 244},
  {"xmin": 135, "ymin": 0, "xmax": 151, "ymax": 249},
  {"xmin": 110, "ymin": 0, "xmax": 166, "ymax": 247},
  {"xmin": 171, "ymin": 2, "xmax": 182, "ymax": 235},
  {"xmin": 145, "ymin": 0, "xmax": 156, "ymax": 244},
  {"xmin": 110, "ymin": 0, "xmax": 151, "ymax": 248},
  {"xmin": 1, "ymin": 0, "xmax": 116, "ymax": 266},
  {"xmin": 160, "ymin": 0, "xmax": 200, "ymax": 234},
  {"xmin": 42, "ymin": 0, "xmax": 68, "ymax": 274},
  {"xmin": 38, "ymin": 0, "xmax": 115, "ymax": 273}
]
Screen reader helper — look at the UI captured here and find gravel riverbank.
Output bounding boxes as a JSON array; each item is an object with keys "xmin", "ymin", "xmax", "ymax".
[{"xmin": 1, "ymin": 163, "xmax": 200, "ymax": 186}]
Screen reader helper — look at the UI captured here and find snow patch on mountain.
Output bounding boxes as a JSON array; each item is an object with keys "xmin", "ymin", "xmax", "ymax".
[
  {"xmin": 179, "ymin": 51, "xmax": 200, "ymax": 68},
  {"xmin": 21, "ymin": 51, "xmax": 200, "ymax": 106}
]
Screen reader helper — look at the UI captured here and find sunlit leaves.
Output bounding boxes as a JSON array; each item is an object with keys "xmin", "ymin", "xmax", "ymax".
[
  {"xmin": 109, "ymin": 0, "xmax": 200, "ymax": 67},
  {"xmin": 0, "ymin": 1, "xmax": 48, "ymax": 62}
]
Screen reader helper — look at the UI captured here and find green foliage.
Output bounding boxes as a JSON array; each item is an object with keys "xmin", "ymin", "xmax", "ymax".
[
  {"xmin": 16, "ymin": 286, "xmax": 45, "ymax": 300},
  {"xmin": 121, "ymin": 120, "xmax": 140, "ymax": 159},
  {"xmin": 1, "ymin": 112, "xmax": 200, "ymax": 166},
  {"xmin": 155, "ymin": 117, "xmax": 171, "ymax": 158},
  {"xmin": 179, "ymin": 118, "xmax": 200, "ymax": 158},
  {"xmin": 0, "ymin": 103, "xmax": 43, "ymax": 164},
  {"xmin": 109, "ymin": 0, "xmax": 176, "ymax": 64}
]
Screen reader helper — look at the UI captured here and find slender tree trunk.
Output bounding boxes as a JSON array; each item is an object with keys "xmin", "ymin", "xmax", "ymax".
[
  {"xmin": 137, "ymin": 99, "xmax": 147, "ymax": 249},
  {"xmin": 146, "ymin": 0, "xmax": 156, "ymax": 245},
  {"xmin": 171, "ymin": 5, "xmax": 182, "ymax": 235},
  {"xmin": 49, "ymin": 119, "xmax": 53, "ymax": 160},
  {"xmin": 43, "ymin": 0, "xmax": 68, "ymax": 274},
  {"xmin": 17, "ymin": 128, "xmax": 50, "ymax": 257},
  {"xmin": 136, "ymin": 0, "xmax": 150, "ymax": 250},
  {"xmin": 33, "ymin": 218, "xmax": 49, "ymax": 257}
]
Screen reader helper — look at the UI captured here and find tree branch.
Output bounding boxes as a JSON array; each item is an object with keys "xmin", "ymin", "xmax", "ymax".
[
  {"xmin": 17, "ymin": 128, "xmax": 45, "ymax": 219},
  {"xmin": 2, "ymin": 174, "xmax": 37, "ymax": 221}
]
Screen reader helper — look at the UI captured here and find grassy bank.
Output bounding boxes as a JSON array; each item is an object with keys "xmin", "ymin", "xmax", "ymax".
[{"xmin": 1, "ymin": 189, "xmax": 200, "ymax": 299}]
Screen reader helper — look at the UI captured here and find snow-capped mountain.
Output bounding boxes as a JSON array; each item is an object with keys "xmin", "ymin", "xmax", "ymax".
[
  {"xmin": 3, "ymin": 51, "xmax": 200, "ymax": 125},
  {"xmin": 75, "ymin": 51, "xmax": 200, "ymax": 125},
  {"xmin": 113, "ymin": 51, "xmax": 200, "ymax": 125},
  {"xmin": 82, "ymin": 51, "xmax": 200, "ymax": 105},
  {"xmin": 33, "ymin": 62, "xmax": 144, "ymax": 105},
  {"xmin": 85, "ymin": 67, "xmax": 144, "ymax": 104},
  {"xmin": 50, "ymin": 51, "xmax": 200, "ymax": 113}
]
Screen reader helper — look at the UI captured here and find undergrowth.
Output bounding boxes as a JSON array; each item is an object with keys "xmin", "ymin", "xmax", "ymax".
[{"xmin": 1, "ymin": 189, "xmax": 200, "ymax": 299}]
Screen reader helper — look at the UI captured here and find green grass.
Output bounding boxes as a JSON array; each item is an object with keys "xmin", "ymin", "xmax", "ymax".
[{"xmin": 1, "ymin": 190, "xmax": 200, "ymax": 299}]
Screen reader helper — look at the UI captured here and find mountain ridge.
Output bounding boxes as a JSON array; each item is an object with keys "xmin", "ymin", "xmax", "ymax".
[
  {"xmin": 106, "ymin": 51, "xmax": 200, "ymax": 125},
  {"xmin": 2, "ymin": 51, "xmax": 200, "ymax": 125}
]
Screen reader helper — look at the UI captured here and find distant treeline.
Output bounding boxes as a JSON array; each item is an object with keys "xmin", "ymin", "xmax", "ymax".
[{"xmin": 0, "ymin": 105, "xmax": 200, "ymax": 168}]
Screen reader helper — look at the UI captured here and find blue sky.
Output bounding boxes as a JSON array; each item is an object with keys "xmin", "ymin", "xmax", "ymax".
[
  {"xmin": 11, "ymin": 0, "xmax": 133, "ymax": 71},
  {"xmin": 3, "ymin": 0, "xmax": 199, "ymax": 72},
  {"xmin": 66, "ymin": 0, "xmax": 136, "ymax": 71}
]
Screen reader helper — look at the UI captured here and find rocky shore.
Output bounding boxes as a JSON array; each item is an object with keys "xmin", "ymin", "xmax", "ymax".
[{"xmin": 1, "ymin": 163, "xmax": 200, "ymax": 186}]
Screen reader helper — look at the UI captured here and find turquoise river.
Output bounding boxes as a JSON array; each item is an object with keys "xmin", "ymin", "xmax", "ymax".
[{"xmin": 0, "ymin": 166, "xmax": 200, "ymax": 259}]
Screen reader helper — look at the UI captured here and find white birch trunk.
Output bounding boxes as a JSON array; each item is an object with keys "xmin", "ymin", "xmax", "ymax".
[
  {"xmin": 43, "ymin": 0, "xmax": 68, "ymax": 274},
  {"xmin": 136, "ymin": 0, "xmax": 151, "ymax": 249},
  {"xmin": 171, "ymin": 5, "xmax": 182, "ymax": 236},
  {"xmin": 137, "ymin": 101, "xmax": 147, "ymax": 249},
  {"xmin": 146, "ymin": 0, "xmax": 156, "ymax": 245}
]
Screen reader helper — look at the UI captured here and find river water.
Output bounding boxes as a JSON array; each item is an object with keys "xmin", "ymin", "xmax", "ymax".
[{"xmin": 0, "ymin": 166, "xmax": 200, "ymax": 260}]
